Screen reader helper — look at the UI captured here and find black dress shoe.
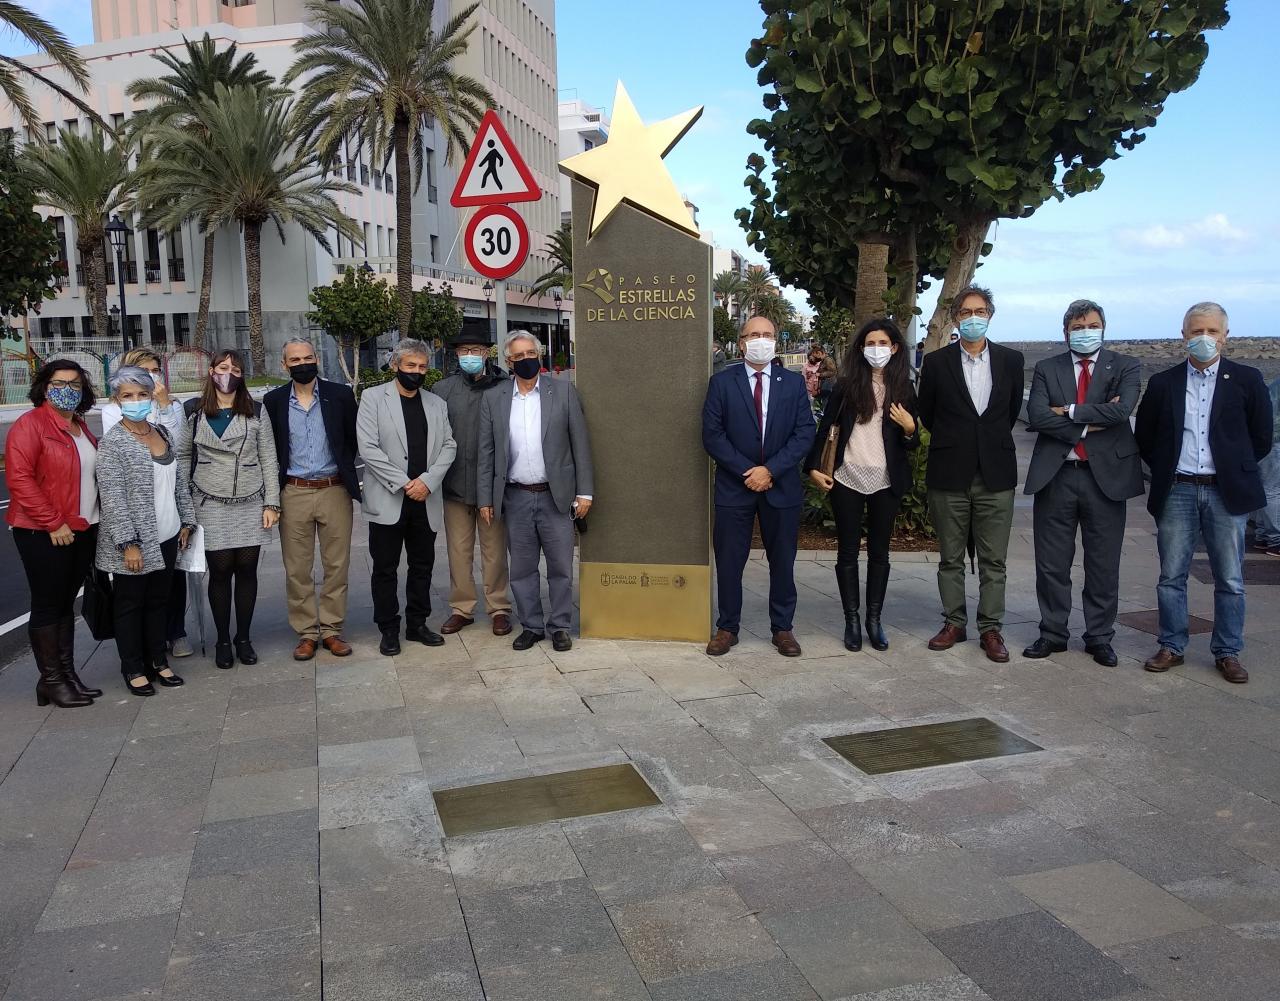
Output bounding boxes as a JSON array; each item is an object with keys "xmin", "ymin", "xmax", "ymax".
[
  {"xmin": 234, "ymin": 639, "xmax": 258, "ymax": 665},
  {"xmin": 551, "ymin": 631, "xmax": 572, "ymax": 652},
  {"xmin": 125, "ymin": 673, "xmax": 155, "ymax": 697},
  {"xmin": 1023, "ymin": 638, "xmax": 1068, "ymax": 659},
  {"xmin": 1086, "ymin": 643, "xmax": 1118, "ymax": 667},
  {"xmin": 512, "ymin": 629, "xmax": 545, "ymax": 651},
  {"xmin": 152, "ymin": 666, "xmax": 185, "ymax": 687},
  {"xmin": 379, "ymin": 632, "xmax": 401, "ymax": 656},
  {"xmin": 214, "ymin": 642, "xmax": 234, "ymax": 669},
  {"xmin": 404, "ymin": 625, "xmax": 445, "ymax": 647}
]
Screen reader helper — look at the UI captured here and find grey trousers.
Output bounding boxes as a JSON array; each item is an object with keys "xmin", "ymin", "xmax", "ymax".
[
  {"xmin": 929, "ymin": 476, "xmax": 1015, "ymax": 633},
  {"xmin": 504, "ymin": 485, "xmax": 575, "ymax": 634},
  {"xmin": 1032, "ymin": 463, "xmax": 1127, "ymax": 645}
]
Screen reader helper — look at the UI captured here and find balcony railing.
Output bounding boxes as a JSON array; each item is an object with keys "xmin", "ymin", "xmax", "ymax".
[
  {"xmin": 144, "ymin": 261, "xmax": 161, "ymax": 283},
  {"xmin": 168, "ymin": 260, "xmax": 186, "ymax": 282},
  {"xmin": 75, "ymin": 261, "xmax": 138, "ymax": 286}
]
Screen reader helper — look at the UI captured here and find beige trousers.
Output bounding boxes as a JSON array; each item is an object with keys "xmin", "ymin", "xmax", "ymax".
[
  {"xmin": 443, "ymin": 498, "xmax": 512, "ymax": 618},
  {"xmin": 280, "ymin": 483, "xmax": 354, "ymax": 639}
]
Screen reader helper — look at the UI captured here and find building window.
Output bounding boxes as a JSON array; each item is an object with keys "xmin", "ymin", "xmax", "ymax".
[
  {"xmin": 39, "ymin": 317, "xmax": 54, "ymax": 339},
  {"xmin": 148, "ymin": 313, "xmax": 167, "ymax": 345},
  {"xmin": 385, "ymin": 173, "xmax": 394, "ymax": 194},
  {"xmin": 174, "ymin": 313, "xmax": 191, "ymax": 344},
  {"xmin": 362, "ymin": 222, "xmax": 370, "ymax": 254},
  {"xmin": 111, "ymin": 113, "xmax": 125, "ymax": 131},
  {"xmin": 346, "ymin": 160, "xmax": 356, "ymax": 182},
  {"xmin": 168, "ymin": 231, "xmax": 185, "ymax": 281},
  {"xmin": 360, "ymin": 163, "xmax": 369, "ymax": 186},
  {"xmin": 82, "ymin": 314, "xmax": 95, "ymax": 338},
  {"xmin": 373, "ymin": 170, "xmax": 382, "ymax": 191},
  {"xmin": 426, "ymin": 149, "xmax": 437, "ymax": 203},
  {"xmin": 375, "ymin": 225, "xmax": 383, "ymax": 256},
  {"xmin": 64, "ymin": 118, "xmax": 78, "ymax": 136},
  {"xmin": 430, "ymin": 235, "xmax": 438, "ymax": 263},
  {"xmin": 144, "ymin": 228, "xmax": 162, "ymax": 282}
]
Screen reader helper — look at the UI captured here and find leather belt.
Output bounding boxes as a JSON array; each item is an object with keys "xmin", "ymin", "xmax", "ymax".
[
  {"xmin": 286, "ymin": 475, "xmax": 344, "ymax": 489},
  {"xmin": 1063, "ymin": 459, "xmax": 1090, "ymax": 468},
  {"xmin": 508, "ymin": 481, "xmax": 550, "ymax": 493},
  {"xmin": 1175, "ymin": 473, "xmax": 1216, "ymax": 486}
]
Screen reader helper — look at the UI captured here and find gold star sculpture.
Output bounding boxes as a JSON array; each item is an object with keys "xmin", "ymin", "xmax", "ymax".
[{"xmin": 559, "ymin": 81, "xmax": 702, "ymax": 239}]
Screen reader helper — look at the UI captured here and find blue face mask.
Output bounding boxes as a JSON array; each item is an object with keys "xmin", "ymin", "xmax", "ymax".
[
  {"xmin": 1186, "ymin": 334, "xmax": 1220, "ymax": 364},
  {"xmin": 957, "ymin": 317, "xmax": 989, "ymax": 342},
  {"xmin": 46, "ymin": 385, "xmax": 82, "ymax": 412},
  {"xmin": 1068, "ymin": 329, "xmax": 1104, "ymax": 355},
  {"xmin": 121, "ymin": 400, "xmax": 153, "ymax": 422},
  {"xmin": 458, "ymin": 355, "xmax": 485, "ymax": 375}
]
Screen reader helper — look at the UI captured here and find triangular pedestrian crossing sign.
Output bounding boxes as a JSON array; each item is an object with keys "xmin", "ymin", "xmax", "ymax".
[{"xmin": 450, "ymin": 109, "xmax": 541, "ymax": 207}]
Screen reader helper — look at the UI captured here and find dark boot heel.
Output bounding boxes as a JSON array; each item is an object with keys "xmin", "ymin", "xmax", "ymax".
[
  {"xmin": 834, "ymin": 563, "xmax": 862, "ymax": 652},
  {"xmin": 31, "ymin": 625, "xmax": 91, "ymax": 708},
  {"xmin": 36, "ymin": 689, "xmax": 50, "ymax": 707},
  {"xmin": 865, "ymin": 562, "xmax": 891, "ymax": 651}
]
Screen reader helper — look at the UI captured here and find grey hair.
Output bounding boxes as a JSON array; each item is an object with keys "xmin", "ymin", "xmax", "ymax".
[
  {"xmin": 109, "ymin": 365, "xmax": 155, "ymax": 397},
  {"xmin": 1062, "ymin": 299, "xmax": 1105, "ymax": 331},
  {"xmin": 1183, "ymin": 301, "xmax": 1228, "ymax": 331},
  {"xmin": 503, "ymin": 330, "xmax": 544, "ymax": 358},
  {"xmin": 281, "ymin": 337, "xmax": 317, "ymax": 360},
  {"xmin": 949, "ymin": 284, "xmax": 995, "ymax": 321},
  {"xmin": 389, "ymin": 338, "xmax": 431, "ymax": 366}
]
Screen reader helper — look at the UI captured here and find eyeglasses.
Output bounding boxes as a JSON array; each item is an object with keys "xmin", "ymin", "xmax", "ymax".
[
  {"xmin": 48, "ymin": 379, "xmax": 83, "ymax": 390},
  {"xmin": 955, "ymin": 308, "xmax": 991, "ymax": 319}
]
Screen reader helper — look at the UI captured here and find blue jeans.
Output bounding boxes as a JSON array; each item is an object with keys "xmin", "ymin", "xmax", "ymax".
[
  {"xmin": 1156, "ymin": 482, "xmax": 1247, "ymax": 658},
  {"xmin": 1254, "ymin": 449, "xmax": 1280, "ymax": 548}
]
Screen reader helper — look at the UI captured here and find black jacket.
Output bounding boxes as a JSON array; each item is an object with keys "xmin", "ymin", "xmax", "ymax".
[
  {"xmin": 262, "ymin": 378, "xmax": 361, "ymax": 500},
  {"xmin": 917, "ymin": 340, "xmax": 1025, "ymax": 492},
  {"xmin": 1134, "ymin": 357, "xmax": 1273, "ymax": 517},
  {"xmin": 431, "ymin": 367, "xmax": 508, "ymax": 506},
  {"xmin": 804, "ymin": 383, "xmax": 920, "ymax": 497}
]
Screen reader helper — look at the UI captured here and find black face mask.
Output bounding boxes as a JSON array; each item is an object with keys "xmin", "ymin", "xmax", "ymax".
[
  {"xmin": 289, "ymin": 363, "xmax": 319, "ymax": 385},
  {"xmin": 511, "ymin": 357, "xmax": 541, "ymax": 381},
  {"xmin": 396, "ymin": 369, "xmax": 425, "ymax": 392}
]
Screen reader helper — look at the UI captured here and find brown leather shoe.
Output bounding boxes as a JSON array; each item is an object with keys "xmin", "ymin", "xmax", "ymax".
[
  {"xmin": 440, "ymin": 614, "xmax": 474, "ymax": 635},
  {"xmin": 491, "ymin": 613, "xmax": 513, "ymax": 636},
  {"xmin": 928, "ymin": 624, "xmax": 967, "ymax": 651},
  {"xmin": 293, "ymin": 638, "xmax": 318, "ymax": 661},
  {"xmin": 772, "ymin": 630, "xmax": 802, "ymax": 657},
  {"xmin": 1215, "ymin": 656, "xmax": 1248, "ymax": 683},
  {"xmin": 705, "ymin": 629, "xmax": 739, "ymax": 656},
  {"xmin": 321, "ymin": 636, "xmax": 353, "ymax": 657},
  {"xmin": 980, "ymin": 630, "xmax": 1010, "ymax": 663},
  {"xmin": 1143, "ymin": 648, "xmax": 1184, "ymax": 673}
]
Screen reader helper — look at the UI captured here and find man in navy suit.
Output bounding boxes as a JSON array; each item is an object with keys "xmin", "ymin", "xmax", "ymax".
[
  {"xmin": 702, "ymin": 315, "xmax": 816, "ymax": 657},
  {"xmin": 1134, "ymin": 302, "xmax": 1273, "ymax": 683}
]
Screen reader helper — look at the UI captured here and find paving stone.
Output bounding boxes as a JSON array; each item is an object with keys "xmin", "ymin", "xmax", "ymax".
[
  {"xmin": 0, "ymin": 849, "xmax": 67, "ymax": 995},
  {"xmin": 1164, "ymin": 863, "xmax": 1280, "ymax": 927},
  {"xmin": 569, "ymin": 818, "xmax": 724, "ymax": 905},
  {"xmin": 316, "ymin": 706, "xmax": 412, "ymax": 746},
  {"xmin": 928, "ymin": 911, "xmax": 1142, "ymax": 1001},
  {"xmin": 314, "ymin": 658, "xmax": 399, "ymax": 688},
  {"xmin": 163, "ymin": 927, "xmax": 321, "ymax": 1000},
  {"xmin": 70, "ymin": 796, "xmax": 205, "ymax": 865},
  {"xmin": 585, "ymin": 688, "xmax": 689, "ymax": 721},
  {"xmin": 319, "ymin": 818, "xmax": 448, "ymax": 885},
  {"xmin": 318, "ymin": 735, "xmax": 422, "ymax": 781},
  {"xmin": 945, "ymin": 810, "xmax": 1109, "ymax": 877},
  {"xmin": 461, "ymin": 876, "xmax": 620, "ymax": 969},
  {"xmin": 761, "ymin": 896, "xmax": 958, "ymax": 999},
  {"xmin": 189, "ymin": 809, "xmax": 318, "ymax": 878},
  {"xmin": 984, "ymin": 763, "xmax": 1156, "ymax": 830},
  {"xmin": 176, "ymin": 861, "xmax": 318, "ymax": 945},
  {"xmin": 481, "ymin": 945, "xmax": 650, "ymax": 1001},
  {"xmin": 673, "ymin": 788, "xmax": 813, "ymax": 854},
  {"xmin": 837, "ymin": 973, "xmax": 995, "ymax": 1000},
  {"xmin": 36, "ymin": 851, "xmax": 191, "ymax": 931},
  {"xmin": 446, "ymin": 823, "xmax": 585, "ymax": 894},
  {"xmin": 714, "ymin": 840, "xmax": 876, "ymax": 914},
  {"xmin": 750, "ymin": 759, "xmax": 886, "ymax": 812},
  {"xmin": 799, "ymin": 799, "xmax": 956, "ymax": 864},
  {"xmin": 318, "ymin": 772, "xmax": 439, "ymax": 831},
  {"xmin": 212, "ymin": 732, "xmax": 318, "ymax": 779},
  {"xmin": 648, "ymin": 956, "xmax": 820, "ymax": 1000},
  {"xmin": 322, "ymin": 938, "xmax": 485, "ymax": 1001},
  {"xmin": 220, "ymin": 703, "xmax": 317, "ymax": 743},
  {"xmin": 316, "ymin": 680, "xmax": 405, "ymax": 715},
  {"xmin": 631, "ymin": 747, "xmax": 765, "ymax": 801},
  {"xmin": 226, "ymin": 678, "xmax": 316, "ymax": 712},
  {"xmin": 321, "ymin": 871, "xmax": 465, "ymax": 959},
  {"xmin": 1074, "ymin": 810, "xmax": 1253, "ymax": 885},
  {"xmin": 1105, "ymin": 924, "xmax": 1280, "ymax": 1001},
  {"xmin": 204, "ymin": 765, "xmax": 318, "ymax": 823}
]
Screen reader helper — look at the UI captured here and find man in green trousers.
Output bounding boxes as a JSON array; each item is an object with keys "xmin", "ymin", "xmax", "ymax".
[{"xmin": 917, "ymin": 286, "xmax": 1025, "ymax": 663}]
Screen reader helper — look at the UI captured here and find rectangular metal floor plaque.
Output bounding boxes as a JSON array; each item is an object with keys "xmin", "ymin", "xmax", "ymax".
[
  {"xmin": 1117, "ymin": 609, "xmax": 1212, "ymax": 636},
  {"xmin": 824, "ymin": 717, "xmax": 1042, "ymax": 775},
  {"xmin": 433, "ymin": 763, "xmax": 662, "ymax": 837}
]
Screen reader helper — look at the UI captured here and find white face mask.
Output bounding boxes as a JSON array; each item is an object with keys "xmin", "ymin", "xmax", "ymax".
[
  {"xmin": 743, "ymin": 338, "xmax": 776, "ymax": 366},
  {"xmin": 863, "ymin": 345, "xmax": 893, "ymax": 369}
]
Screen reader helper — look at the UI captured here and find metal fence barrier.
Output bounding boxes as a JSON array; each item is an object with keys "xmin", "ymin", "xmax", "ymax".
[{"xmin": 2, "ymin": 344, "xmax": 212, "ymax": 404}]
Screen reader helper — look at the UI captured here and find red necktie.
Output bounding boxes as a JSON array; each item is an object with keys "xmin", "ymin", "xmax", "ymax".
[
  {"xmin": 753, "ymin": 371, "xmax": 764, "ymax": 460},
  {"xmin": 1074, "ymin": 359, "xmax": 1091, "ymax": 460}
]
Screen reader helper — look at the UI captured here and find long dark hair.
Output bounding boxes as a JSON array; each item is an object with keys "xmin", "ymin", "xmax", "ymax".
[
  {"xmin": 199, "ymin": 349, "xmax": 255, "ymax": 417},
  {"xmin": 29, "ymin": 358, "xmax": 96, "ymax": 414},
  {"xmin": 838, "ymin": 318, "xmax": 912, "ymax": 424}
]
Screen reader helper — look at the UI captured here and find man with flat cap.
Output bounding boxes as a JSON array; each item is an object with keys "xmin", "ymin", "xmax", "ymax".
[{"xmin": 431, "ymin": 329, "xmax": 513, "ymax": 636}]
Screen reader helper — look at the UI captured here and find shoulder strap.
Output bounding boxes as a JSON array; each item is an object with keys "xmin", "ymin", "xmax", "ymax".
[{"xmin": 183, "ymin": 396, "xmax": 201, "ymax": 417}]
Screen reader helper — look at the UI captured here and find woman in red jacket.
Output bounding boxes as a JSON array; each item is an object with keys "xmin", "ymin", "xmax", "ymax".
[{"xmin": 5, "ymin": 359, "xmax": 103, "ymax": 708}]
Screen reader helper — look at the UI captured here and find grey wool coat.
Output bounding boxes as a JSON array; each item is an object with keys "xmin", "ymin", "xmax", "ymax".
[
  {"xmin": 175, "ymin": 407, "xmax": 281, "ymax": 508},
  {"xmin": 95, "ymin": 424, "xmax": 197, "ymax": 575},
  {"xmin": 356, "ymin": 380, "xmax": 456, "ymax": 530}
]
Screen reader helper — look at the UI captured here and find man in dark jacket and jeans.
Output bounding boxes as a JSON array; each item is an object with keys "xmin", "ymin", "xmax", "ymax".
[{"xmin": 431, "ymin": 331, "xmax": 513, "ymax": 636}]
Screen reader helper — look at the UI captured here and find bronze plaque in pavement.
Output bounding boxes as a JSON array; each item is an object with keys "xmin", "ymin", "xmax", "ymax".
[
  {"xmin": 1117, "ymin": 609, "xmax": 1213, "ymax": 635},
  {"xmin": 824, "ymin": 717, "xmax": 1042, "ymax": 775},
  {"xmin": 433, "ymin": 763, "xmax": 662, "ymax": 837}
]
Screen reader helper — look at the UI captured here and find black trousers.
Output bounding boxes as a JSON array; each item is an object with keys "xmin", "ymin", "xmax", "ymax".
[
  {"xmin": 112, "ymin": 534, "xmax": 180, "ymax": 678},
  {"xmin": 369, "ymin": 497, "xmax": 435, "ymax": 633},
  {"xmin": 167, "ymin": 570, "xmax": 188, "ymax": 641},
  {"xmin": 13, "ymin": 525, "xmax": 98, "ymax": 628},
  {"xmin": 830, "ymin": 481, "xmax": 900, "ymax": 570}
]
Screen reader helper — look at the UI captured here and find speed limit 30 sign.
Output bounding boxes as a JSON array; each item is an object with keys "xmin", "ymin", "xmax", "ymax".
[{"xmin": 464, "ymin": 205, "xmax": 530, "ymax": 281}]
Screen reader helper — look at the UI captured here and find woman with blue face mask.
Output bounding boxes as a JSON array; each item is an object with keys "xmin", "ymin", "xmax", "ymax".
[{"xmin": 94, "ymin": 367, "xmax": 198, "ymax": 696}]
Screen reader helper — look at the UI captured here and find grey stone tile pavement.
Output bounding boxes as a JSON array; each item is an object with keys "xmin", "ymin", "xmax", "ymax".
[{"xmin": 0, "ymin": 428, "xmax": 1278, "ymax": 998}]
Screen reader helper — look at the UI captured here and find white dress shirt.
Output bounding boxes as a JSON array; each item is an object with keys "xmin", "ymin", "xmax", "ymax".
[
  {"xmin": 508, "ymin": 377, "xmax": 547, "ymax": 485},
  {"xmin": 745, "ymin": 363, "xmax": 772, "ymax": 435},
  {"xmin": 1177, "ymin": 360, "xmax": 1219, "ymax": 475},
  {"xmin": 1066, "ymin": 349, "xmax": 1101, "ymax": 437},
  {"xmin": 960, "ymin": 344, "xmax": 992, "ymax": 414}
]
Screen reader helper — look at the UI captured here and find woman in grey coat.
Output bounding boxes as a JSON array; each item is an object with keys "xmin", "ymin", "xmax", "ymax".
[{"xmin": 96, "ymin": 367, "xmax": 197, "ymax": 696}]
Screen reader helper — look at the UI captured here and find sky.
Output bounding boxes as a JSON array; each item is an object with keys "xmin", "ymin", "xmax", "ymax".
[{"xmin": 6, "ymin": 0, "xmax": 1278, "ymax": 341}]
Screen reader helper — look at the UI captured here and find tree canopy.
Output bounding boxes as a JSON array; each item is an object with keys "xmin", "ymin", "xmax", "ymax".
[
  {"xmin": 308, "ymin": 266, "xmax": 398, "ymax": 387},
  {"xmin": 0, "ymin": 137, "xmax": 60, "ymax": 321}
]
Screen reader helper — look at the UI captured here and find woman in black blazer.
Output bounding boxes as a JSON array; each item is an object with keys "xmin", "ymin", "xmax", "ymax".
[{"xmin": 805, "ymin": 318, "xmax": 920, "ymax": 652}]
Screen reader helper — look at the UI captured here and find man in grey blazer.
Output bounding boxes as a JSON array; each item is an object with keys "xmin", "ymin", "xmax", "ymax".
[
  {"xmin": 478, "ymin": 331, "xmax": 594, "ymax": 652},
  {"xmin": 356, "ymin": 339, "xmax": 457, "ymax": 656},
  {"xmin": 1024, "ymin": 300, "xmax": 1145, "ymax": 666}
]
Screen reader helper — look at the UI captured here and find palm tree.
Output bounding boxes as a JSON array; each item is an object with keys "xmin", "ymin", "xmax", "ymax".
[
  {"xmin": 713, "ymin": 269, "xmax": 744, "ymax": 318},
  {"xmin": 741, "ymin": 264, "xmax": 774, "ymax": 316},
  {"xmin": 753, "ymin": 290, "xmax": 795, "ymax": 332},
  {"xmin": 22, "ymin": 125, "xmax": 134, "ymax": 344},
  {"xmin": 287, "ymin": 0, "xmax": 493, "ymax": 339},
  {"xmin": 137, "ymin": 84, "xmax": 361, "ymax": 373},
  {"xmin": 0, "ymin": 1, "xmax": 94, "ymax": 134},
  {"xmin": 529, "ymin": 223, "xmax": 572, "ymax": 298},
  {"xmin": 127, "ymin": 33, "xmax": 279, "ymax": 348}
]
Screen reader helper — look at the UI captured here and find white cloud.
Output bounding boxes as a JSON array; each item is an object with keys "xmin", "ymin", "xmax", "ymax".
[{"xmin": 1116, "ymin": 213, "xmax": 1252, "ymax": 251}]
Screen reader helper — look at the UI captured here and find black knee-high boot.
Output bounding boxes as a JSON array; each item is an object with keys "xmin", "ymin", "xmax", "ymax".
[
  {"xmin": 865, "ymin": 561, "xmax": 890, "ymax": 651},
  {"xmin": 835, "ymin": 563, "xmax": 862, "ymax": 652}
]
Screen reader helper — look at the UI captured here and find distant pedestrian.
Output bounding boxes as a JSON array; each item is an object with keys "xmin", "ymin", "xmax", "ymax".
[
  {"xmin": 1250, "ymin": 375, "xmax": 1280, "ymax": 556},
  {"xmin": 1135, "ymin": 302, "xmax": 1273, "ymax": 683}
]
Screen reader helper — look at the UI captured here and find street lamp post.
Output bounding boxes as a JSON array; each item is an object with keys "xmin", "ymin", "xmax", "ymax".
[
  {"xmin": 105, "ymin": 214, "xmax": 131, "ymax": 353},
  {"xmin": 552, "ymin": 289, "xmax": 563, "ymax": 367},
  {"xmin": 482, "ymin": 280, "xmax": 493, "ymax": 340}
]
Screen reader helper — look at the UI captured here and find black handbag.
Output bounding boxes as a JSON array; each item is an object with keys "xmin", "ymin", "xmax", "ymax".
[{"xmin": 81, "ymin": 569, "xmax": 115, "ymax": 640}]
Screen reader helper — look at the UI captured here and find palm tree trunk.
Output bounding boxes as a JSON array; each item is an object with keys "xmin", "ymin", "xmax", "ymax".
[
  {"xmin": 83, "ymin": 240, "xmax": 109, "ymax": 345},
  {"xmin": 891, "ymin": 226, "xmax": 919, "ymax": 344},
  {"xmin": 244, "ymin": 219, "xmax": 265, "ymax": 376},
  {"xmin": 923, "ymin": 219, "xmax": 991, "ymax": 354},
  {"xmin": 393, "ymin": 113, "xmax": 413, "ymax": 339},
  {"xmin": 195, "ymin": 229, "xmax": 216, "ymax": 350},
  {"xmin": 853, "ymin": 242, "xmax": 890, "ymax": 328}
]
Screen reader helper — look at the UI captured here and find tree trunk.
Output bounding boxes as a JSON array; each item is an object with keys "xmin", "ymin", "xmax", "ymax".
[
  {"xmin": 923, "ymin": 219, "xmax": 991, "ymax": 354},
  {"xmin": 195, "ymin": 229, "xmax": 216, "ymax": 350},
  {"xmin": 852, "ymin": 242, "xmax": 890, "ymax": 328},
  {"xmin": 891, "ymin": 226, "xmax": 919, "ymax": 347},
  {"xmin": 244, "ymin": 219, "xmax": 265, "ymax": 376},
  {"xmin": 336, "ymin": 335, "xmax": 357, "ymax": 389},
  {"xmin": 393, "ymin": 114, "xmax": 414, "ymax": 340},
  {"xmin": 83, "ymin": 238, "xmax": 109, "ymax": 347}
]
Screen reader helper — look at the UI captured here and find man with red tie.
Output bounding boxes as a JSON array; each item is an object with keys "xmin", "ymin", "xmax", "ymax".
[
  {"xmin": 702, "ymin": 315, "xmax": 816, "ymax": 657},
  {"xmin": 1023, "ymin": 299, "xmax": 1144, "ymax": 666}
]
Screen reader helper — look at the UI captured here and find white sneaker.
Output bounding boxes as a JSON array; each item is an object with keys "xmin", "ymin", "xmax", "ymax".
[{"xmin": 169, "ymin": 637, "xmax": 194, "ymax": 658}]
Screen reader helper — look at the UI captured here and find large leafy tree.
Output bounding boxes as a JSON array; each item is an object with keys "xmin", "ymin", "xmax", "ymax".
[
  {"xmin": 128, "ymin": 33, "xmax": 279, "ymax": 348},
  {"xmin": 308, "ymin": 266, "xmax": 398, "ymax": 387},
  {"xmin": 530, "ymin": 223, "xmax": 572, "ymax": 298},
  {"xmin": 287, "ymin": 0, "xmax": 493, "ymax": 339},
  {"xmin": 137, "ymin": 84, "xmax": 361, "ymax": 373},
  {"xmin": 0, "ymin": 0, "xmax": 95, "ymax": 133},
  {"xmin": 22, "ymin": 125, "xmax": 135, "ymax": 343},
  {"xmin": 411, "ymin": 281, "xmax": 463, "ymax": 347},
  {"xmin": 0, "ymin": 136, "xmax": 61, "ymax": 321},
  {"xmin": 739, "ymin": 0, "xmax": 1228, "ymax": 351}
]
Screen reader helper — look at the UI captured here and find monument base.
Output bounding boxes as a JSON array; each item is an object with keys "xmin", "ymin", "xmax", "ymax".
[{"xmin": 580, "ymin": 562, "xmax": 711, "ymax": 643}]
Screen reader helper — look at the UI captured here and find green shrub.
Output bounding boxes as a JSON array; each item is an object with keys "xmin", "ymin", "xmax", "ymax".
[{"xmin": 355, "ymin": 366, "xmax": 442, "ymax": 399}]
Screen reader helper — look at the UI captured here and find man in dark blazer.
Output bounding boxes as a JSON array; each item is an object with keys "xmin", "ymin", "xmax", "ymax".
[
  {"xmin": 917, "ymin": 285, "xmax": 1024, "ymax": 663},
  {"xmin": 1134, "ymin": 301, "xmax": 1273, "ymax": 683},
  {"xmin": 1023, "ymin": 300, "xmax": 1144, "ymax": 666},
  {"xmin": 264, "ymin": 338, "xmax": 361, "ymax": 661},
  {"xmin": 702, "ymin": 315, "xmax": 816, "ymax": 657}
]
